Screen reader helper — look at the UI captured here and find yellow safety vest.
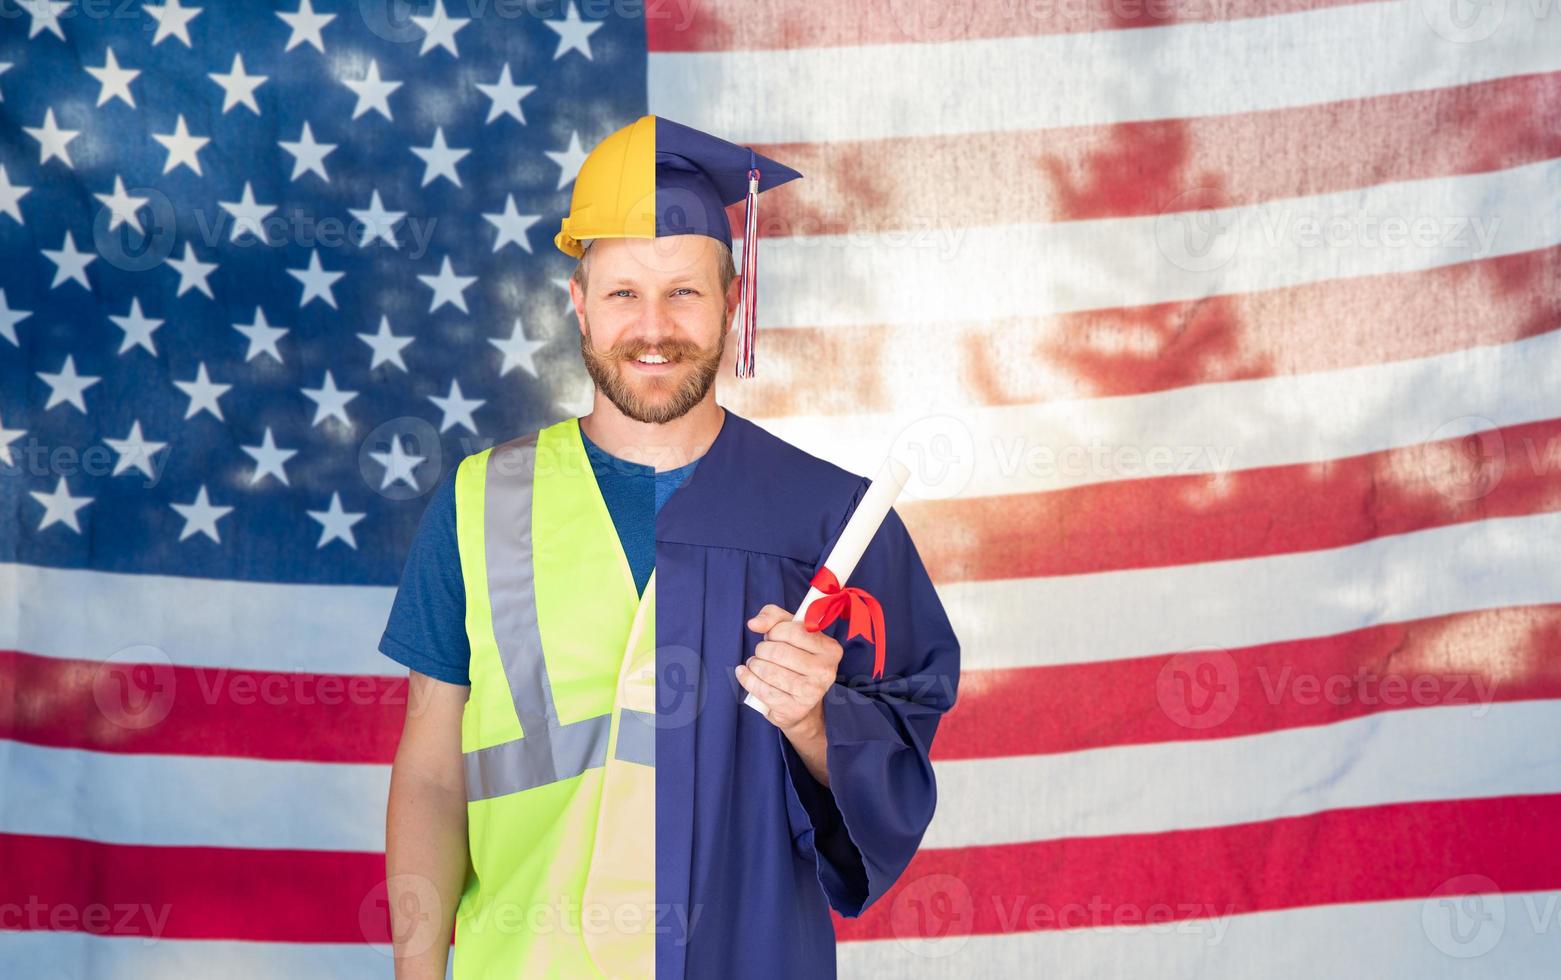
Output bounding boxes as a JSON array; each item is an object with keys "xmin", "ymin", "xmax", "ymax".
[{"xmin": 452, "ymin": 416, "xmax": 656, "ymax": 978}]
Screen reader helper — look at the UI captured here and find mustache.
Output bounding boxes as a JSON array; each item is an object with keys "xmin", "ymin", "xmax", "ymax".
[{"xmin": 609, "ymin": 339, "xmax": 708, "ymax": 361}]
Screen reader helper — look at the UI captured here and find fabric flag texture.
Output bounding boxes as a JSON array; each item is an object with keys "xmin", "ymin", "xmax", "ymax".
[{"xmin": 3, "ymin": 0, "xmax": 1561, "ymax": 977}]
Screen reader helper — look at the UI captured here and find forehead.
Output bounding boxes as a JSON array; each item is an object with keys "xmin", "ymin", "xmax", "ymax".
[{"xmin": 585, "ymin": 235, "xmax": 722, "ymax": 284}]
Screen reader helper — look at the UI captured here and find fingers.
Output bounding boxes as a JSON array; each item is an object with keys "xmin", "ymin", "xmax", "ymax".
[
  {"xmin": 749, "ymin": 639, "xmax": 813, "ymax": 675},
  {"xmin": 743, "ymin": 653, "xmax": 812, "ymax": 698},
  {"xmin": 762, "ymin": 619, "xmax": 838, "ymax": 658},
  {"xmin": 735, "ymin": 661, "xmax": 795, "ymax": 708},
  {"xmin": 746, "ymin": 603, "xmax": 790, "ymax": 634}
]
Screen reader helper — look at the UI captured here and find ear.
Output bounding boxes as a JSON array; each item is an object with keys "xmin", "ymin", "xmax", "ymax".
[
  {"xmin": 725, "ymin": 271, "xmax": 743, "ymax": 332},
  {"xmin": 568, "ymin": 273, "xmax": 588, "ymax": 336}
]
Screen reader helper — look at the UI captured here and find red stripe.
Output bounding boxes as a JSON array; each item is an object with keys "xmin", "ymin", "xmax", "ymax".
[
  {"xmin": 834, "ymin": 793, "xmax": 1561, "ymax": 941},
  {"xmin": 901, "ymin": 413, "xmax": 1561, "ymax": 584},
  {"xmin": 0, "ymin": 834, "xmax": 391, "ymax": 942},
  {"xmin": 935, "ymin": 604, "xmax": 1561, "ymax": 761},
  {"xmin": 723, "ymin": 72, "xmax": 1561, "ymax": 237},
  {"xmin": 8, "ymin": 795, "xmax": 1555, "ymax": 943},
  {"xmin": 725, "ymin": 247, "xmax": 1561, "ymax": 418},
  {"xmin": 0, "ymin": 652, "xmax": 404, "ymax": 763},
  {"xmin": 646, "ymin": 0, "xmax": 1377, "ymax": 51}
]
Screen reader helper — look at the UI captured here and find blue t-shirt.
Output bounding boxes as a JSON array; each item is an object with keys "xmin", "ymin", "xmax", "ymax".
[{"xmin": 379, "ymin": 428, "xmax": 700, "ymax": 686}]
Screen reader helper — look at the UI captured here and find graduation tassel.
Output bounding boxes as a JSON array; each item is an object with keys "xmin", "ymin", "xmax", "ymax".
[{"xmin": 734, "ymin": 151, "xmax": 761, "ymax": 379}]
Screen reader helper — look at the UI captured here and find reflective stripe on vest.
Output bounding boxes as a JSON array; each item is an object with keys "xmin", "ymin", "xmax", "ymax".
[{"xmin": 452, "ymin": 417, "xmax": 656, "ymax": 979}]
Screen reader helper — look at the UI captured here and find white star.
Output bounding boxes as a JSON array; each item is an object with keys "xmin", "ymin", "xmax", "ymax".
[
  {"xmin": 166, "ymin": 242, "xmax": 218, "ymax": 299},
  {"xmin": 173, "ymin": 362, "xmax": 231, "ymax": 421},
  {"xmin": 308, "ymin": 492, "xmax": 365, "ymax": 549},
  {"xmin": 0, "ymin": 289, "xmax": 33, "ymax": 346},
  {"xmin": 277, "ymin": 0, "xmax": 335, "ymax": 53},
  {"xmin": 86, "ymin": 48, "xmax": 140, "ymax": 108},
  {"xmin": 491, "ymin": 317, "xmax": 546, "ymax": 378},
  {"xmin": 240, "ymin": 427, "xmax": 298, "ymax": 486},
  {"xmin": 342, "ymin": 58, "xmax": 400, "ymax": 121},
  {"xmin": 412, "ymin": 0, "xmax": 469, "ymax": 56},
  {"xmin": 278, "ymin": 120, "xmax": 335, "ymax": 182},
  {"xmin": 31, "ymin": 477, "xmax": 92, "ymax": 534},
  {"xmin": 20, "ymin": 0, "xmax": 70, "ymax": 41},
  {"xmin": 369, "ymin": 435, "xmax": 427, "ymax": 490},
  {"xmin": 42, "ymin": 231, "xmax": 95, "ymax": 290},
  {"xmin": 233, "ymin": 306, "xmax": 288, "ymax": 362},
  {"xmin": 418, "ymin": 256, "xmax": 477, "ymax": 314},
  {"xmin": 544, "ymin": 2, "xmax": 603, "ymax": 60},
  {"xmin": 301, "ymin": 369, "xmax": 357, "ymax": 428},
  {"xmin": 38, "ymin": 355, "xmax": 100, "ymax": 413},
  {"xmin": 410, "ymin": 127, "xmax": 469, "ymax": 188},
  {"xmin": 144, "ymin": 0, "xmax": 202, "ymax": 47},
  {"xmin": 429, "ymin": 378, "xmax": 484, "ymax": 434},
  {"xmin": 476, "ymin": 63, "xmax": 536, "ymax": 124},
  {"xmin": 170, "ymin": 485, "xmax": 232, "ymax": 544},
  {"xmin": 94, "ymin": 174, "xmax": 150, "ymax": 234},
  {"xmin": 0, "ymin": 413, "xmax": 24, "ymax": 466},
  {"xmin": 348, "ymin": 190, "xmax": 404, "ymax": 248},
  {"xmin": 0, "ymin": 164, "xmax": 33, "ymax": 222},
  {"xmin": 219, "ymin": 181, "xmax": 277, "ymax": 243},
  {"xmin": 24, "ymin": 108, "xmax": 79, "ymax": 168},
  {"xmin": 287, "ymin": 250, "xmax": 344, "ymax": 308},
  {"xmin": 545, "ymin": 131, "xmax": 589, "ymax": 191},
  {"xmin": 483, "ymin": 194, "xmax": 541, "ymax": 254},
  {"xmin": 209, "ymin": 52, "xmax": 267, "ymax": 115},
  {"xmin": 359, "ymin": 314, "xmax": 413, "ymax": 371},
  {"xmin": 104, "ymin": 420, "xmax": 167, "ymax": 479},
  {"xmin": 152, "ymin": 113, "xmax": 209, "ymax": 176},
  {"xmin": 109, "ymin": 296, "xmax": 163, "ymax": 355}
]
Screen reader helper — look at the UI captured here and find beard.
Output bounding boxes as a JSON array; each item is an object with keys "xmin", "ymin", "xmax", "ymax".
[{"xmin": 579, "ymin": 316, "xmax": 726, "ymax": 425}]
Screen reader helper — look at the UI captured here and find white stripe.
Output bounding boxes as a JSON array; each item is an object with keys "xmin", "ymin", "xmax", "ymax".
[
  {"xmin": 729, "ymin": 157, "xmax": 1561, "ymax": 330},
  {"xmin": 0, "ymin": 562, "xmax": 394, "ymax": 675},
  {"xmin": 0, "ymin": 740, "xmax": 387, "ymax": 852},
  {"xmin": 947, "ymin": 511, "xmax": 1561, "ymax": 672},
  {"xmin": 650, "ymin": 1, "xmax": 1561, "ymax": 142},
  {"xmin": 924, "ymin": 700, "xmax": 1561, "ymax": 849},
  {"xmin": 5, "ymin": 698, "xmax": 1552, "ymax": 855},
  {"xmin": 755, "ymin": 328, "xmax": 1561, "ymax": 500},
  {"xmin": 0, "ymin": 934, "xmax": 401, "ymax": 980},
  {"xmin": 838, "ymin": 890, "xmax": 1561, "ymax": 979}
]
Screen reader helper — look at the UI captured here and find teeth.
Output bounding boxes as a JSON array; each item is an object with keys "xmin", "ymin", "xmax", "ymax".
[{"xmin": 636, "ymin": 354, "xmax": 669, "ymax": 364}]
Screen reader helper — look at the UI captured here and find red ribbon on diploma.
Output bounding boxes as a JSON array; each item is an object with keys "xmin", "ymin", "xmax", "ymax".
[{"xmin": 803, "ymin": 566, "xmax": 888, "ymax": 680}]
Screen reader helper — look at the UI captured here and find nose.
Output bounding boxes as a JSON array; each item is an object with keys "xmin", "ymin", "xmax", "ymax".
[{"xmin": 633, "ymin": 295, "xmax": 678, "ymax": 345}]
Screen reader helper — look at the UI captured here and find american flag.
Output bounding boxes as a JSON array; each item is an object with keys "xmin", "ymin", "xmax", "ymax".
[{"xmin": 4, "ymin": 0, "xmax": 1561, "ymax": 976}]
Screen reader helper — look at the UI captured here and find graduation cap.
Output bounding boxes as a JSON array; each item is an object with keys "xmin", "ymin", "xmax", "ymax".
[{"xmin": 554, "ymin": 115, "xmax": 802, "ymax": 379}]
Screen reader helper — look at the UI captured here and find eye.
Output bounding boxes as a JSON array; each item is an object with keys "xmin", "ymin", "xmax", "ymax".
[
  {"xmin": 672, "ymin": 287, "xmax": 696, "ymax": 296},
  {"xmin": 608, "ymin": 289, "xmax": 634, "ymax": 298}
]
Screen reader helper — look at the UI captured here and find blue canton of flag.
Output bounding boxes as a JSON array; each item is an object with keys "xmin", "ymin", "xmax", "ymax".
[{"xmin": 0, "ymin": 0, "xmax": 647, "ymax": 585}]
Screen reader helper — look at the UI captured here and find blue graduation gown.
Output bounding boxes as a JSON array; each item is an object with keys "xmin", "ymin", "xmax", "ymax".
[{"xmin": 655, "ymin": 410, "xmax": 962, "ymax": 978}]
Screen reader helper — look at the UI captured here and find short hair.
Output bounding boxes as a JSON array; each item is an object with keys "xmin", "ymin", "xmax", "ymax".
[{"xmin": 572, "ymin": 238, "xmax": 737, "ymax": 297}]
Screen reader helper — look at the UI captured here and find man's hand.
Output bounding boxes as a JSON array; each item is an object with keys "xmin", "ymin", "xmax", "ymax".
[{"xmin": 739, "ymin": 603, "xmax": 843, "ymax": 786}]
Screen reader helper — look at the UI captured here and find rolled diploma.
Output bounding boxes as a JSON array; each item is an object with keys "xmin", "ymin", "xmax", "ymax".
[{"xmin": 744, "ymin": 457, "xmax": 913, "ymax": 717}]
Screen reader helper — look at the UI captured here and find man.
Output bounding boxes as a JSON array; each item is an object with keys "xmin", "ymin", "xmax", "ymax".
[{"xmin": 382, "ymin": 115, "xmax": 960, "ymax": 979}]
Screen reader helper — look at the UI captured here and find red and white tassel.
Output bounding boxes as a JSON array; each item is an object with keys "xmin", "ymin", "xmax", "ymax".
[{"xmin": 734, "ymin": 163, "xmax": 761, "ymax": 379}]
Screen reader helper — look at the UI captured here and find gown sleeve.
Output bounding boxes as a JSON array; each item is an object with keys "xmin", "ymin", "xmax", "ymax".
[{"xmin": 776, "ymin": 495, "xmax": 962, "ymax": 918}]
